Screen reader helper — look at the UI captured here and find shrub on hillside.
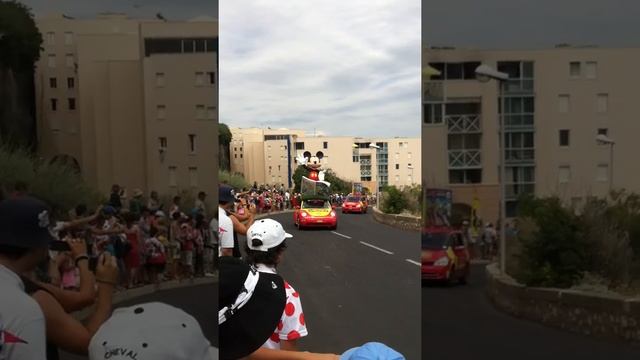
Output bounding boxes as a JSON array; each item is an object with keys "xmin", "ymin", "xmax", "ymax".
[
  {"xmin": 219, "ymin": 170, "xmax": 250, "ymax": 190},
  {"xmin": 381, "ymin": 185, "xmax": 408, "ymax": 215}
]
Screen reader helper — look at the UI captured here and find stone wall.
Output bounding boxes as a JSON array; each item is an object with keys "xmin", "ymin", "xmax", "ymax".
[
  {"xmin": 372, "ymin": 207, "xmax": 421, "ymax": 232},
  {"xmin": 486, "ymin": 263, "xmax": 640, "ymax": 342}
]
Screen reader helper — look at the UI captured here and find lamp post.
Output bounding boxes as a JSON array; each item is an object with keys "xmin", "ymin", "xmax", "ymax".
[
  {"xmin": 476, "ymin": 64, "xmax": 509, "ymax": 273},
  {"xmin": 596, "ymin": 134, "xmax": 615, "ymax": 194}
]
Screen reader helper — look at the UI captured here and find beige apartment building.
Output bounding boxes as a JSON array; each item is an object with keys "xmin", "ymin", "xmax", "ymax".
[
  {"xmin": 34, "ymin": 13, "xmax": 218, "ymax": 199},
  {"xmin": 230, "ymin": 128, "xmax": 420, "ymax": 193},
  {"xmin": 423, "ymin": 45, "xmax": 640, "ymax": 223}
]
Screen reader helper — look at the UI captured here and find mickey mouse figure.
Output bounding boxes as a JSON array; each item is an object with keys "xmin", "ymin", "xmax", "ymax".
[{"xmin": 296, "ymin": 151, "xmax": 326, "ymax": 182}]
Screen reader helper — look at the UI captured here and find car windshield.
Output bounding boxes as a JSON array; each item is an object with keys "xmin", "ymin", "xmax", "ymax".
[
  {"xmin": 303, "ymin": 200, "xmax": 330, "ymax": 209},
  {"xmin": 422, "ymin": 232, "xmax": 448, "ymax": 249},
  {"xmin": 346, "ymin": 197, "xmax": 359, "ymax": 202}
]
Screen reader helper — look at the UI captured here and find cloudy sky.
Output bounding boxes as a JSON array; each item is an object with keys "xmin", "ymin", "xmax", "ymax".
[
  {"xmin": 220, "ymin": 0, "xmax": 421, "ymax": 138},
  {"xmin": 24, "ymin": 0, "xmax": 217, "ymax": 20},
  {"xmin": 423, "ymin": 0, "xmax": 640, "ymax": 49}
]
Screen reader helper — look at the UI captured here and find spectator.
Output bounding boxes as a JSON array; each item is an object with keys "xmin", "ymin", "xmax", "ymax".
[
  {"xmin": 147, "ymin": 190, "xmax": 161, "ymax": 213},
  {"xmin": 195, "ymin": 191, "xmax": 207, "ymax": 215},
  {"xmin": 129, "ymin": 189, "xmax": 144, "ymax": 216},
  {"xmin": 169, "ymin": 196, "xmax": 181, "ymax": 219},
  {"xmin": 179, "ymin": 222, "xmax": 196, "ymax": 279},
  {"xmin": 11, "ymin": 181, "xmax": 28, "ymax": 198},
  {"xmin": 109, "ymin": 185, "xmax": 122, "ymax": 211},
  {"xmin": 218, "ymin": 186, "xmax": 236, "ymax": 257},
  {"xmin": 144, "ymin": 227, "xmax": 166, "ymax": 285},
  {"xmin": 123, "ymin": 213, "xmax": 142, "ymax": 288}
]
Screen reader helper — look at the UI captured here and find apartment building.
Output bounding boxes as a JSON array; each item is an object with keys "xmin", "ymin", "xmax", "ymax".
[
  {"xmin": 422, "ymin": 45, "xmax": 640, "ymax": 223},
  {"xmin": 35, "ymin": 13, "xmax": 218, "ymax": 198},
  {"xmin": 230, "ymin": 128, "xmax": 420, "ymax": 192}
]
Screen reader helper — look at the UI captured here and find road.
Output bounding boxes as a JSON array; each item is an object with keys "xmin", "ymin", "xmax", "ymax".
[
  {"xmin": 423, "ymin": 263, "xmax": 640, "ymax": 359},
  {"xmin": 239, "ymin": 209, "xmax": 421, "ymax": 359},
  {"xmin": 61, "ymin": 284, "xmax": 217, "ymax": 360}
]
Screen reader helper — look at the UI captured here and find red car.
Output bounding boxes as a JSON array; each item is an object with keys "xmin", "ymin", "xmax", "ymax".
[
  {"xmin": 294, "ymin": 198, "xmax": 337, "ymax": 230},
  {"xmin": 342, "ymin": 195, "xmax": 368, "ymax": 214},
  {"xmin": 421, "ymin": 227, "xmax": 470, "ymax": 284}
]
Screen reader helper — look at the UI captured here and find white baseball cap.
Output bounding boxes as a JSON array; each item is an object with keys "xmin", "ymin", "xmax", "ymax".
[
  {"xmin": 88, "ymin": 302, "xmax": 216, "ymax": 360},
  {"xmin": 246, "ymin": 218, "xmax": 293, "ymax": 252}
]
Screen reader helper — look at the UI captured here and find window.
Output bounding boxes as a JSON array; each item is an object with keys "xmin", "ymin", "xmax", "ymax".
[
  {"xmin": 558, "ymin": 95, "xmax": 570, "ymax": 113},
  {"xmin": 196, "ymin": 105, "xmax": 205, "ymax": 119},
  {"xmin": 65, "ymin": 54, "xmax": 74, "ymax": 68},
  {"xmin": 408, "ymin": 152, "xmax": 412, "ymax": 159},
  {"xmin": 50, "ymin": 98, "xmax": 58, "ymax": 111},
  {"xmin": 189, "ymin": 167, "xmax": 198, "ymax": 187},
  {"xmin": 597, "ymin": 128, "xmax": 608, "ymax": 136},
  {"xmin": 395, "ymin": 164, "xmax": 399, "ymax": 170},
  {"xmin": 156, "ymin": 73, "xmax": 165, "ymax": 87},
  {"xmin": 323, "ymin": 141, "xmax": 328, "ymax": 149},
  {"xmin": 67, "ymin": 77, "xmax": 75, "ymax": 89},
  {"xmin": 68, "ymin": 98, "xmax": 76, "ymax": 110},
  {"xmin": 188, "ymin": 134, "xmax": 196, "ymax": 154},
  {"xmin": 295, "ymin": 142, "xmax": 305, "ymax": 150},
  {"xmin": 48, "ymin": 55, "xmax": 56, "ymax": 68},
  {"xmin": 559, "ymin": 129, "xmax": 570, "ymax": 147},
  {"xmin": 168, "ymin": 166, "xmax": 177, "ymax": 187},
  {"xmin": 570, "ymin": 62, "xmax": 581, "ymax": 78},
  {"xmin": 195, "ymin": 72, "xmax": 205, "ymax": 86},
  {"xmin": 559, "ymin": 166, "xmax": 571, "ymax": 184},
  {"xmin": 240, "ymin": 154, "xmax": 243, "ymax": 159},
  {"xmin": 207, "ymin": 72, "xmax": 215, "ymax": 85},
  {"xmin": 46, "ymin": 32, "xmax": 55, "ymax": 45},
  {"xmin": 157, "ymin": 105, "xmax": 166, "ymax": 120},
  {"xmin": 586, "ymin": 61, "xmax": 597, "ymax": 79},
  {"xmin": 64, "ymin": 32, "xmax": 73, "ymax": 45},
  {"xmin": 449, "ymin": 169, "xmax": 482, "ymax": 184},
  {"xmin": 234, "ymin": 154, "xmax": 237, "ymax": 159},
  {"xmin": 597, "ymin": 94, "xmax": 608, "ymax": 113},
  {"xmin": 424, "ymin": 103, "xmax": 443, "ymax": 124},
  {"xmin": 596, "ymin": 164, "xmax": 609, "ymax": 182},
  {"xmin": 445, "ymin": 63, "xmax": 463, "ymax": 80},
  {"xmin": 49, "ymin": 78, "xmax": 57, "ymax": 89},
  {"xmin": 159, "ymin": 137, "xmax": 167, "ymax": 149},
  {"xmin": 207, "ymin": 106, "xmax": 216, "ymax": 120}
]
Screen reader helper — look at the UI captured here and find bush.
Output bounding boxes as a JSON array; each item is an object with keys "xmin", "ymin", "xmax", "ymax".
[
  {"xmin": 219, "ymin": 170, "xmax": 249, "ymax": 190},
  {"xmin": 381, "ymin": 186, "xmax": 408, "ymax": 215}
]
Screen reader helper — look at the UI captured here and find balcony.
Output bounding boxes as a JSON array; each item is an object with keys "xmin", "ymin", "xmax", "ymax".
[
  {"xmin": 448, "ymin": 149, "xmax": 481, "ymax": 169},
  {"xmin": 424, "ymin": 81, "xmax": 444, "ymax": 101},
  {"xmin": 504, "ymin": 79, "xmax": 534, "ymax": 94},
  {"xmin": 504, "ymin": 114, "xmax": 534, "ymax": 130},
  {"xmin": 447, "ymin": 114, "xmax": 481, "ymax": 134},
  {"xmin": 505, "ymin": 149, "xmax": 535, "ymax": 164}
]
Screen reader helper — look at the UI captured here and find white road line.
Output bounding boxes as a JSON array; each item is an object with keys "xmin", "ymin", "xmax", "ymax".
[
  {"xmin": 359, "ymin": 241, "xmax": 394, "ymax": 255},
  {"xmin": 331, "ymin": 231, "xmax": 352, "ymax": 239},
  {"xmin": 405, "ymin": 259, "xmax": 421, "ymax": 266}
]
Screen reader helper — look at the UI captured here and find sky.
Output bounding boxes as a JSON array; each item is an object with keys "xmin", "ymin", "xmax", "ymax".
[
  {"xmin": 220, "ymin": 0, "xmax": 421, "ymax": 138},
  {"xmin": 23, "ymin": 0, "xmax": 217, "ymax": 20},
  {"xmin": 423, "ymin": 0, "xmax": 640, "ymax": 49}
]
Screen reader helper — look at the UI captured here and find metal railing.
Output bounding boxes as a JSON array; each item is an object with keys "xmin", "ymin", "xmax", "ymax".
[
  {"xmin": 446, "ymin": 114, "xmax": 481, "ymax": 133},
  {"xmin": 448, "ymin": 149, "xmax": 482, "ymax": 168}
]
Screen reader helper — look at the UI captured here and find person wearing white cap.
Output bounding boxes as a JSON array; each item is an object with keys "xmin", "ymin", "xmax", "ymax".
[
  {"xmin": 88, "ymin": 302, "xmax": 216, "ymax": 360},
  {"xmin": 244, "ymin": 219, "xmax": 308, "ymax": 352}
]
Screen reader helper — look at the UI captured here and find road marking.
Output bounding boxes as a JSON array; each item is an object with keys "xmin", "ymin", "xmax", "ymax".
[
  {"xmin": 405, "ymin": 259, "xmax": 421, "ymax": 266},
  {"xmin": 359, "ymin": 241, "xmax": 394, "ymax": 255},
  {"xmin": 331, "ymin": 231, "xmax": 352, "ymax": 239}
]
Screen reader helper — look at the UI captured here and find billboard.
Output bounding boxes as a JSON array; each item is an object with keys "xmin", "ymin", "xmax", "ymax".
[{"xmin": 425, "ymin": 188, "xmax": 452, "ymax": 227}]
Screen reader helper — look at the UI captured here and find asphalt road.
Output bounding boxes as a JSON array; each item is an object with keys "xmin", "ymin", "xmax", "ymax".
[
  {"xmin": 240, "ymin": 209, "xmax": 421, "ymax": 359},
  {"xmin": 60, "ymin": 284, "xmax": 217, "ymax": 360},
  {"xmin": 423, "ymin": 264, "xmax": 640, "ymax": 359}
]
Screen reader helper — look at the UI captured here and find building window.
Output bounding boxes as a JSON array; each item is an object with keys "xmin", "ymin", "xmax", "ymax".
[
  {"xmin": 64, "ymin": 32, "xmax": 73, "ymax": 45},
  {"xmin": 240, "ymin": 154, "xmax": 243, "ymax": 159},
  {"xmin": 46, "ymin": 32, "xmax": 55, "ymax": 45},
  {"xmin": 50, "ymin": 98, "xmax": 58, "ymax": 111},
  {"xmin": 408, "ymin": 152, "xmax": 412, "ymax": 159},
  {"xmin": 65, "ymin": 54, "xmax": 74, "ymax": 68},
  {"xmin": 159, "ymin": 137, "xmax": 167, "ymax": 150},
  {"xmin": 188, "ymin": 134, "xmax": 196, "ymax": 154},
  {"xmin": 234, "ymin": 154, "xmax": 237, "ymax": 159},
  {"xmin": 156, "ymin": 72, "xmax": 165, "ymax": 87},
  {"xmin": 196, "ymin": 105, "xmax": 205, "ymax": 120},
  {"xmin": 424, "ymin": 103, "xmax": 443, "ymax": 124},
  {"xmin": 558, "ymin": 166, "xmax": 571, "ymax": 184},
  {"xmin": 68, "ymin": 98, "xmax": 76, "ymax": 110},
  {"xmin": 157, "ymin": 105, "xmax": 166, "ymax": 120},
  {"xmin": 596, "ymin": 164, "xmax": 609, "ymax": 182},
  {"xmin": 208, "ymin": 72, "xmax": 215, "ymax": 85},
  {"xmin": 67, "ymin": 77, "xmax": 75, "ymax": 89},
  {"xmin": 323, "ymin": 141, "xmax": 328, "ymax": 149},
  {"xmin": 169, "ymin": 166, "xmax": 177, "ymax": 187},
  {"xmin": 570, "ymin": 62, "xmax": 581, "ymax": 78},
  {"xmin": 395, "ymin": 164, "xmax": 399, "ymax": 170},
  {"xmin": 189, "ymin": 167, "xmax": 198, "ymax": 187},
  {"xmin": 585, "ymin": 61, "xmax": 597, "ymax": 79},
  {"xmin": 558, "ymin": 94, "xmax": 570, "ymax": 113},
  {"xmin": 207, "ymin": 106, "xmax": 216, "ymax": 120},
  {"xmin": 449, "ymin": 169, "xmax": 482, "ymax": 184},
  {"xmin": 597, "ymin": 93, "xmax": 608, "ymax": 113},
  {"xmin": 559, "ymin": 129, "xmax": 570, "ymax": 147},
  {"xmin": 48, "ymin": 55, "xmax": 56, "ymax": 68},
  {"xmin": 195, "ymin": 72, "xmax": 205, "ymax": 86},
  {"xmin": 597, "ymin": 128, "xmax": 608, "ymax": 136},
  {"xmin": 295, "ymin": 142, "xmax": 305, "ymax": 150},
  {"xmin": 49, "ymin": 78, "xmax": 57, "ymax": 89}
]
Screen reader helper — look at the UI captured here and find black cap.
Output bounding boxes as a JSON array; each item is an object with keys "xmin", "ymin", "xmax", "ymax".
[
  {"xmin": 219, "ymin": 185, "xmax": 236, "ymax": 204},
  {"xmin": 0, "ymin": 197, "xmax": 56, "ymax": 248}
]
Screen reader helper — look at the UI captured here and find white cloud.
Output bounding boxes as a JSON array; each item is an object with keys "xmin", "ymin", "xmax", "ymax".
[{"xmin": 220, "ymin": 0, "xmax": 420, "ymax": 137}]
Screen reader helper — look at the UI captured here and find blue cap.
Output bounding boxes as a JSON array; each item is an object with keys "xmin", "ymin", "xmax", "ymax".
[
  {"xmin": 341, "ymin": 342, "xmax": 405, "ymax": 360},
  {"xmin": 0, "ymin": 196, "xmax": 56, "ymax": 248},
  {"xmin": 103, "ymin": 206, "xmax": 116, "ymax": 215}
]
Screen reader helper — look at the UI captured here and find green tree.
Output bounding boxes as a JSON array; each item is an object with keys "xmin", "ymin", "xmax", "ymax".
[
  {"xmin": 381, "ymin": 185, "xmax": 408, "ymax": 215},
  {"xmin": 218, "ymin": 123, "xmax": 232, "ymax": 171}
]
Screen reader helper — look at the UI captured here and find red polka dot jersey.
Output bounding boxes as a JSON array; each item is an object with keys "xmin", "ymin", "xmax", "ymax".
[{"xmin": 262, "ymin": 281, "xmax": 308, "ymax": 350}]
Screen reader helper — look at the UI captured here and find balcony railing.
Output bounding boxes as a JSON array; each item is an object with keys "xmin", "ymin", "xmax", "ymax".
[
  {"xmin": 504, "ymin": 79, "xmax": 534, "ymax": 94},
  {"xmin": 448, "ymin": 149, "xmax": 482, "ymax": 169},
  {"xmin": 504, "ymin": 114, "xmax": 534, "ymax": 130},
  {"xmin": 505, "ymin": 149, "xmax": 535, "ymax": 164},
  {"xmin": 447, "ymin": 114, "xmax": 481, "ymax": 134}
]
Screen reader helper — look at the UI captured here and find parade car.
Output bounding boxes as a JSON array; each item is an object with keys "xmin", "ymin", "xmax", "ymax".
[
  {"xmin": 342, "ymin": 194, "xmax": 368, "ymax": 214},
  {"xmin": 294, "ymin": 197, "xmax": 337, "ymax": 230},
  {"xmin": 421, "ymin": 227, "xmax": 470, "ymax": 284}
]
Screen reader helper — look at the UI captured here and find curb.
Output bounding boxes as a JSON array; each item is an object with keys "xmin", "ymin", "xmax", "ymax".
[{"xmin": 371, "ymin": 206, "xmax": 421, "ymax": 232}]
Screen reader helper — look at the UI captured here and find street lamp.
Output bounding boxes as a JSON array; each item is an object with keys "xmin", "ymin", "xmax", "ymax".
[
  {"xmin": 476, "ymin": 64, "xmax": 509, "ymax": 273},
  {"xmin": 596, "ymin": 134, "xmax": 615, "ymax": 194}
]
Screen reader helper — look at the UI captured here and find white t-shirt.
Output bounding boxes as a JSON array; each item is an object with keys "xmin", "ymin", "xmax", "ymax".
[
  {"xmin": 256, "ymin": 264, "xmax": 308, "ymax": 349},
  {"xmin": 218, "ymin": 207, "xmax": 234, "ymax": 256},
  {"xmin": 0, "ymin": 264, "xmax": 46, "ymax": 360}
]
